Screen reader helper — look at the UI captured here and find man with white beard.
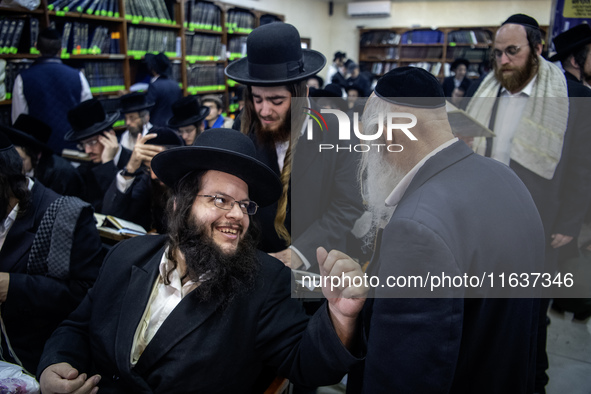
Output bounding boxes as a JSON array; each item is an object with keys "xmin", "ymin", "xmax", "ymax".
[{"xmin": 346, "ymin": 67, "xmax": 545, "ymax": 393}]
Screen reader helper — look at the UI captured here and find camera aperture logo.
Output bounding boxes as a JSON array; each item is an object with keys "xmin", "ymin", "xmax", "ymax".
[{"xmin": 303, "ymin": 107, "xmax": 418, "ymax": 152}]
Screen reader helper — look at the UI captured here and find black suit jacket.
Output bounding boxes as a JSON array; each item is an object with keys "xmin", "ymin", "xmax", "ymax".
[
  {"xmin": 38, "ymin": 235, "xmax": 361, "ymax": 393},
  {"xmin": 146, "ymin": 77, "xmax": 182, "ymax": 127},
  {"xmin": 0, "ymin": 181, "xmax": 103, "ymax": 373},
  {"xmin": 35, "ymin": 153, "xmax": 85, "ymax": 198},
  {"xmin": 347, "ymin": 141, "xmax": 544, "ymax": 393}
]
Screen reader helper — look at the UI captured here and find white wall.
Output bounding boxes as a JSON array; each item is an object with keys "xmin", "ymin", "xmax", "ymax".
[{"xmin": 223, "ymin": 0, "xmax": 553, "ymax": 81}]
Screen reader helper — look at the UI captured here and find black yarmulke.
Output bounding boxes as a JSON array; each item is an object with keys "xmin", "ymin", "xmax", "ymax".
[
  {"xmin": 374, "ymin": 66, "xmax": 446, "ymax": 108},
  {"xmin": 0, "ymin": 132, "xmax": 14, "ymax": 152},
  {"xmin": 502, "ymin": 14, "xmax": 540, "ymax": 30}
]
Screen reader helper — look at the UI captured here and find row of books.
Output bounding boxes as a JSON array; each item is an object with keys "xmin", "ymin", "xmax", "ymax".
[
  {"xmin": 186, "ymin": 34, "xmax": 223, "ymax": 60},
  {"xmin": 368, "ymin": 62, "xmax": 398, "ymax": 76},
  {"xmin": 184, "ymin": 1, "xmax": 222, "ymax": 32},
  {"xmin": 186, "ymin": 64, "xmax": 225, "ymax": 94},
  {"xmin": 401, "ymin": 29, "xmax": 444, "ymax": 44},
  {"xmin": 127, "ymin": 27, "xmax": 176, "ymax": 55},
  {"xmin": 360, "ymin": 31, "xmax": 401, "ymax": 46},
  {"xmin": 399, "ymin": 46, "xmax": 443, "ymax": 59},
  {"xmin": 83, "ymin": 61, "xmax": 125, "ymax": 93},
  {"xmin": 2, "ymin": 59, "xmax": 33, "ymax": 100},
  {"xmin": 59, "ymin": 22, "xmax": 119, "ymax": 55},
  {"xmin": 226, "ymin": 9, "xmax": 254, "ymax": 34},
  {"xmin": 0, "ymin": 18, "xmax": 37, "ymax": 54},
  {"xmin": 446, "ymin": 47, "xmax": 490, "ymax": 62},
  {"xmin": 48, "ymin": 0, "xmax": 119, "ymax": 16},
  {"xmin": 170, "ymin": 61, "xmax": 182, "ymax": 83},
  {"xmin": 447, "ymin": 30, "xmax": 493, "ymax": 45},
  {"xmin": 124, "ymin": 0, "xmax": 172, "ymax": 24},
  {"xmin": 227, "ymin": 36, "xmax": 246, "ymax": 60},
  {"xmin": 407, "ymin": 62, "xmax": 442, "ymax": 76}
]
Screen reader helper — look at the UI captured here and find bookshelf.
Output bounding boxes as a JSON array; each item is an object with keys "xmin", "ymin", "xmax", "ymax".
[
  {"xmin": 0, "ymin": 0, "xmax": 284, "ymax": 121},
  {"xmin": 359, "ymin": 26, "xmax": 547, "ymax": 80}
]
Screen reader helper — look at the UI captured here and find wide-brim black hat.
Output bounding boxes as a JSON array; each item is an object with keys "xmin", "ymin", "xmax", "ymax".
[
  {"xmin": 550, "ymin": 23, "xmax": 591, "ymax": 62},
  {"xmin": 0, "ymin": 114, "xmax": 52, "ymax": 153},
  {"xmin": 120, "ymin": 91, "xmax": 154, "ymax": 114},
  {"xmin": 65, "ymin": 98, "xmax": 119, "ymax": 142},
  {"xmin": 451, "ymin": 58, "xmax": 470, "ymax": 71},
  {"xmin": 167, "ymin": 95, "xmax": 210, "ymax": 129},
  {"xmin": 152, "ymin": 128, "xmax": 281, "ymax": 207},
  {"xmin": 310, "ymin": 83, "xmax": 343, "ymax": 98},
  {"xmin": 225, "ymin": 22, "xmax": 326, "ymax": 86},
  {"xmin": 145, "ymin": 53, "xmax": 171, "ymax": 76},
  {"xmin": 146, "ymin": 126, "xmax": 185, "ymax": 147}
]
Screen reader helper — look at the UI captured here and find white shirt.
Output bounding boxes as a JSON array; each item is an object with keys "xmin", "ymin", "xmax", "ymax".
[
  {"xmin": 0, "ymin": 178, "xmax": 35, "ymax": 252},
  {"xmin": 491, "ymin": 76, "xmax": 537, "ymax": 166},
  {"xmin": 131, "ymin": 247, "xmax": 198, "ymax": 366},
  {"xmin": 120, "ymin": 122, "xmax": 152, "ymax": 151},
  {"xmin": 385, "ymin": 138, "xmax": 458, "ymax": 210},
  {"xmin": 11, "ymin": 72, "xmax": 92, "ymax": 123}
]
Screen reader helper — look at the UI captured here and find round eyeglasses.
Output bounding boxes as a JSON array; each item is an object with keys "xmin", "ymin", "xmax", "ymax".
[{"xmin": 197, "ymin": 194, "xmax": 259, "ymax": 215}]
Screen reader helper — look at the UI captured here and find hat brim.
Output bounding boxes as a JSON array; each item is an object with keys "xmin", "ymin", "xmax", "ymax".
[
  {"xmin": 550, "ymin": 36, "xmax": 591, "ymax": 61},
  {"xmin": 151, "ymin": 146, "xmax": 282, "ymax": 207},
  {"xmin": 167, "ymin": 106, "xmax": 210, "ymax": 129},
  {"xmin": 225, "ymin": 50, "xmax": 326, "ymax": 86},
  {"xmin": 121, "ymin": 102, "xmax": 155, "ymax": 114},
  {"xmin": 0, "ymin": 123, "xmax": 52, "ymax": 153},
  {"xmin": 64, "ymin": 111, "xmax": 120, "ymax": 142}
]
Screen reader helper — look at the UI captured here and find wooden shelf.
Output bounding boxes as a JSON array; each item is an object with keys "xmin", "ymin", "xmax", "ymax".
[
  {"xmin": 0, "ymin": 54, "xmax": 39, "ymax": 59},
  {"xmin": 0, "ymin": 99, "xmax": 12, "ymax": 106},
  {"xmin": 48, "ymin": 10, "xmax": 124, "ymax": 22}
]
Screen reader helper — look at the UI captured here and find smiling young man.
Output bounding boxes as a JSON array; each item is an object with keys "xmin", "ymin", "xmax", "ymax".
[
  {"xmin": 466, "ymin": 14, "xmax": 591, "ymax": 394},
  {"xmin": 38, "ymin": 128, "xmax": 366, "ymax": 393},
  {"xmin": 226, "ymin": 23, "xmax": 363, "ymax": 272}
]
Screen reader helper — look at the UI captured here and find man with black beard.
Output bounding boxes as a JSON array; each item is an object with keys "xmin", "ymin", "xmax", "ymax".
[
  {"xmin": 227, "ymin": 22, "xmax": 363, "ymax": 271},
  {"xmin": 102, "ymin": 127, "xmax": 184, "ymax": 233},
  {"xmin": 466, "ymin": 14, "xmax": 591, "ymax": 394},
  {"xmin": 38, "ymin": 128, "xmax": 367, "ymax": 394},
  {"xmin": 346, "ymin": 67, "xmax": 544, "ymax": 393}
]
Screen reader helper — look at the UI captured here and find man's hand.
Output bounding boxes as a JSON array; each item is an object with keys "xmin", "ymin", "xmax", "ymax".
[
  {"xmin": 269, "ymin": 248, "xmax": 303, "ymax": 269},
  {"xmin": 0, "ymin": 273, "xmax": 9, "ymax": 303},
  {"xmin": 125, "ymin": 133, "xmax": 163, "ymax": 175},
  {"xmin": 99, "ymin": 130, "xmax": 120, "ymax": 164},
  {"xmin": 317, "ymin": 247, "xmax": 367, "ymax": 348},
  {"xmin": 551, "ymin": 233, "xmax": 574, "ymax": 248},
  {"xmin": 40, "ymin": 363, "xmax": 101, "ymax": 394}
]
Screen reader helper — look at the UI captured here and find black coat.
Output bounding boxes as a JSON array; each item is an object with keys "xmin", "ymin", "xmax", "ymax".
[
  {"xmin": 38, "ymin": 235, "xmax": 361, "ymax": 393},
  {"xmin": 35, "ymin": 153, "xmax": 85, "ymax": 198},
  {"xmin": 146, "ymin": 77, "xmax": 182, "ymax": 127},
  {"xmin": 0, "ymin": 181, "xmax": 103, "ymax": 373}
]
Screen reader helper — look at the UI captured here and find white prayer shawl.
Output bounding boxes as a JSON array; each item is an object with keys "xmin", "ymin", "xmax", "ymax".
[{"xmin": 466, "ymin": 56, "xmax": 569, "ymax": 180}]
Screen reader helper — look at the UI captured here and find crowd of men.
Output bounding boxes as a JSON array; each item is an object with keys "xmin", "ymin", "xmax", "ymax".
[{"xmin": 0, "ymin": 13, "xmax": 590, "ymax": 394}]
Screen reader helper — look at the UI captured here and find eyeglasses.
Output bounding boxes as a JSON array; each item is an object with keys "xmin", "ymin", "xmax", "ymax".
[
  {"xmin": 77, "ymin": 138, "xmax": 100, "ymax": 151},
  {"xmin": 197, "ymin": 194, "xmax": 259, "ymax": 215},
  {"xmin": 492, "ymin": 45, "xmax": 523, "ymax": 60}
]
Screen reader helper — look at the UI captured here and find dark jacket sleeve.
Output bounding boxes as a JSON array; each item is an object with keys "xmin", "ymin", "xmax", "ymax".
[{"xmin": 102, "ymin": 172, "xmax": 152, "ymax": 231}]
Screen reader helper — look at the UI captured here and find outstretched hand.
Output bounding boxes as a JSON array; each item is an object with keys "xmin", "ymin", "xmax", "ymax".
[
  {"xmin": 125, "ymin": 133, "xmax": 164, "ymax": 174},
  {"xmin": 40, "ymin": 362, "xmax": 101, "ymax": 394}
]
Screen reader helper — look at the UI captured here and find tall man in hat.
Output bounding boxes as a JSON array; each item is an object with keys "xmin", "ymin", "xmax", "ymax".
[
  {"xmin": 66, "ymin": 99, "xmax": 132, "ymax": 212},
  {"xmin": 442, "ymin": 58, "xmax": 471, "ymax": 97},
  {"xmin": 345, "ymin": 66, "xmax": 544, "ymax": 393},
  {"xmin": 38, "ymin": 128, "xmax": 366, "ymax": 393},
  {"xmin": 145, "ymin": 53, "xmax": 182, "ymax": 127},
  {"xmin": 12, "ymin": 28, "xmax": 92, "ymax": 154},
  {"xmin": 167, "ymin": 95, "xmax": 210, "ymax": 146},
  {"xmin": 0, "ymin": 132, "xmax": 103, "ymax": 374},
  {"xmin": 102, "ymin": 127, "xmax": 184, "ymax": 233},
  {"xmin": 225, "ymin": 22, "xmax": 364, "ymax": 271},
  {"xmin": 466, "ymin": 14, "xmax": 591, "ymax": 393},
  {"xmin": 550, "ymin": 23, "xmax": 591, "ymax": 86},
  {"xmin": 119, "ymin": 92, "xmax": 154, "ymax": 151},
  {"xmin": 1, "ymin": 114, "xmax": 84, "ymax": 197}
]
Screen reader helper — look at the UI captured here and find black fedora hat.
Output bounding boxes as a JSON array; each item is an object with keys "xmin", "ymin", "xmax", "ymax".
[
  {"xmin": 145, "ymin": 53, "xmax": 171, "ymax": 76},
  {"xmin": 120, "ymin": 92, "xmax": 154, "ymax": 114},
  {"xmin": 167, "ymin": 96, "xmax": 210, "ymax": 129},
  {"xmin": 310, "ymin": 83, "xmax": 343, "ymax": 98},
  {"xmin": 145, "ymin": 126, "xmax": 185, "ymax": 147},
  {"xmin": 152, "ymin": 128, "xmax": 281, "ymax": 207},
  {"xmin": 550, "ymin": 24, "xmax": 591, "ymax": 62},
  {"xmin": 225, "ymin": 22, "xmax": 326, "ymax": 86},
  {"xmin": 0, "ymin": 114, "xmax": 52, "ymax": 153},
  {"xmin": 451, "ymin": 58, "xmax": 470, "ymax": 71},
  {"xmin": 65, "ymin": 99, "xmax": 119, "ymax": 142}
]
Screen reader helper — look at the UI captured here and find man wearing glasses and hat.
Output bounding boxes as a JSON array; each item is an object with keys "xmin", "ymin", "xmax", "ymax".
[
  {"xmin": 65, "ymin": 99, "xmax": 131, "ymax": 212},
  {"xmin": 466, "ymin": 14, "xmax": 591, "ymax": 393},
  {"xmin": 119, "ymin": 92, "xmax": 154, "ymax": 151},
  {"xmin": 226, "ymin": 22, "xmax": 363, "ymax": 272},
  {"xmin": 0, "ymin": 114, "xmax": 84, "ymax": 198},
  {"xmin": 167, "ymin": 95, "xmax": 210, "ymax": 146},
  {"xmin": 38, "ymin": 128, "xmax": 366, "ymax": 393}
]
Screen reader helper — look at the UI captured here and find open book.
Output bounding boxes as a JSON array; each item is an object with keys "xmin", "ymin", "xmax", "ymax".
[
  {"xmin": 446, "ymin": 101, "xmax": 495, "ymax": 138},
  {"xmin": 94, "ymin": 213, "xmax": 147, "ymax": 237}
]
